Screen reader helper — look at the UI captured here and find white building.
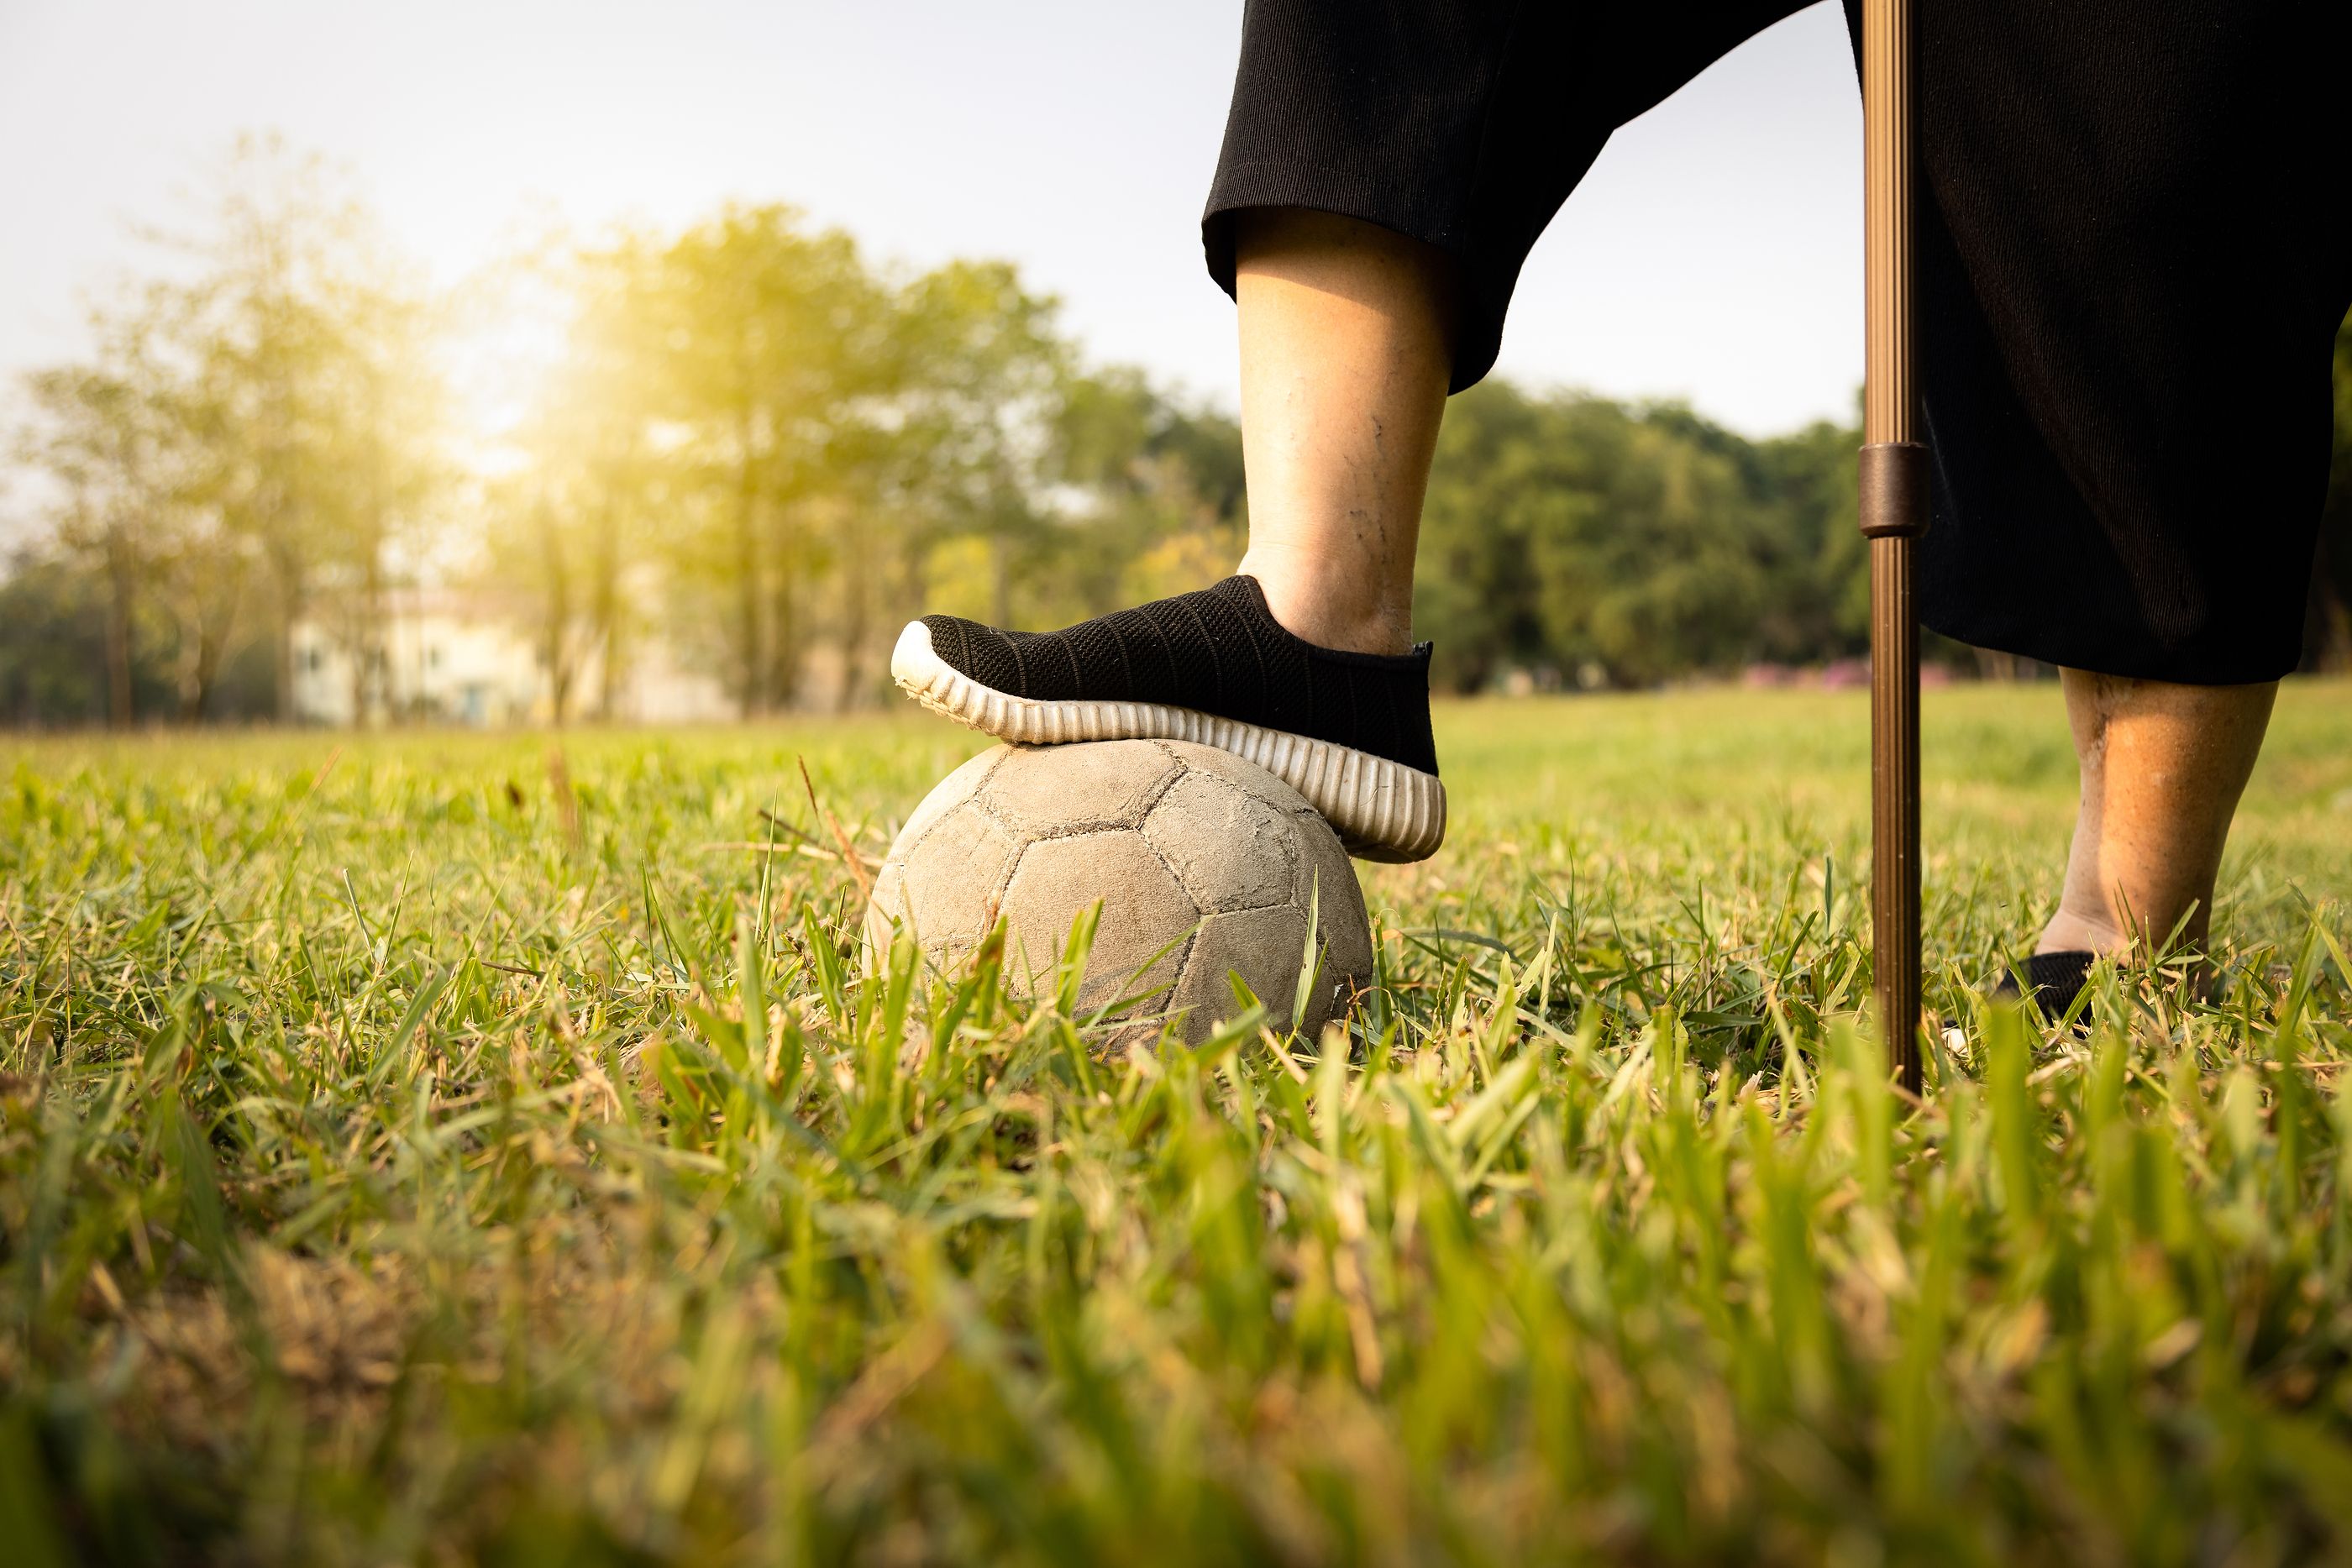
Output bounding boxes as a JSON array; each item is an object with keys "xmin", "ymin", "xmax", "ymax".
[{"xmin": 291, "ymin": 590, "xmax": 733, "ymax": 727}]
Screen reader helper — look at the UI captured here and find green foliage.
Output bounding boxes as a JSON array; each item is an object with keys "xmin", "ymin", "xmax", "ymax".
[
  {"xmin": 4, "ymin": 136, "xmax": 451, "ymax": 726},
  {"xmin": 461, "ymin": 212, "xmax": 1255, "ymax": 722},
  {"xmin": 1416, "ymin": 385, "xmax": 1866, "ymax": 693},
  {"xmin": 3, "ymin": 684, "xmax": 2349, "ymax": 1561},
  {"xmin": 10, "ymin": 165, "xmax": 2352, "ymax": 731},
  {"xmin": 0, "ymin": 550, "xmax": 161, "ymax": 725}
]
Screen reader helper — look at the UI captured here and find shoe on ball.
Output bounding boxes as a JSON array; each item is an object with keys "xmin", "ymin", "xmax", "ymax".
[{"xmin": 890, "ymin": 575, "xmax": 1446, "ymax": 862}]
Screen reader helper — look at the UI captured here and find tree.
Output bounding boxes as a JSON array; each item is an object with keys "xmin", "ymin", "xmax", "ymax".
[
  {"xmin": 13, "ymin": 300, "xmax": 192, "ymax": 726},
  {"xmin": 853, "ymin": 259, "xmax": 1067, "ymax": 699},
  {"xmin": 612, "ymin": 207, "xmax": 897, "ymax": 716},
  {"xmin": 165, "ymin": 134, "xmax": 444, "ymax": 721},
  {"xmin": 563, "ymin": 221, "xmax": 1081, "ymax": 715},
  {"xmin": 483, "ymin": 302, "xmax": 661, "ymax": 723},
  {"xmin": 301, "ymin": 272, "xmax": 451, "ymax": 723},
  {"xmin": 8, "ymin": 137, "xmax": 453, "ymax": 729}
]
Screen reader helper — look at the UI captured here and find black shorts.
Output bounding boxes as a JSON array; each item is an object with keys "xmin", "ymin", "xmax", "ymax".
[{"xmin": 1202, "ymin": 0, "xmax": 2352, "ymax": 684}]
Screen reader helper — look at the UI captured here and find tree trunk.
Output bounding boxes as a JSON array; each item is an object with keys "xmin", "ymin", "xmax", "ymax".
[
  {"xmin": 346, "ymin": 554, "xmax": 386, "ymax": 726},
  {"xmin": 270, "ymin": 541, "xmax": 304, "ymax": 725},
  {"xmin": 276, "ymin": 612, "xmax": 297, "ymax": 723},
  {"xmin": 172, "ymin": 580, "xmax": 240, "ymax": 725},
  {"xmin": 538, "ymin": 499, "xmax": 575, "ymax": 725},
  {"xmin": 175, "ymin": 632, "xmax": 204, "ymax": 724},
  {"xmin": 102, "ymin": 530, "xmax": 136, "ymax": 729},
  {"xmin": 592, "ymin": 496, "xmax": 622, "ymax": 721},
  {"xmin": 358, "ymin": 439, "xmax": 391, "ymax": 726},
  {"xmin": 835, "ymin": 509, "xmax": 871, "ymax": 712},
  {"xmin": 736, "ymin": 437, "xmax": 764, "ymax": 718},
  {"xmin": 346, "ymin": 611, "xmax": 368, "ymax": 726},
  {"xmin": 767, "ymin": 501, "xmax": 800, "ymax": 711}
]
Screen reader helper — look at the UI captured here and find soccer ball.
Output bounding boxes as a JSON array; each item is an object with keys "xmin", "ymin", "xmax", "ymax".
[{"xmin": 863, "ymin": 738, "xmax": 1374, "ymax": 1044}]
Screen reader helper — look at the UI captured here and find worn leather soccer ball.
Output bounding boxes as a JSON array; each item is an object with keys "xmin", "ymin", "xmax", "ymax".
[{"xmin": 863, "ymin": 739, "xmax": 1373, "ymax": 1044}]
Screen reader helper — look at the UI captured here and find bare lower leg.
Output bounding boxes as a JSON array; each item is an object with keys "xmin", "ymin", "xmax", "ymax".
[
  {"xmin": 1231, "ymin": 209, "xmax": 1456, "ymax": 656},
  {"xmin": 2038, "ymin": 669, "xmax": 2277, "ymax": 957}
]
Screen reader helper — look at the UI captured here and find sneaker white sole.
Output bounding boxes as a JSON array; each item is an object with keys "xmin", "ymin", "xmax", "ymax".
[{"xmin": 890, "ymin": 620, "xmax": 1446, "ymax": 863}]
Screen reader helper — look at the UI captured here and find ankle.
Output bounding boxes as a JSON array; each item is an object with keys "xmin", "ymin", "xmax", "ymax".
[
  {"xmin": 1236, "ymin": 556, "xmax": 1412, "ymax": 656},
  {"xmin": 2036, "ymin": 907, "xmax": 2130, "ymax": 958}
]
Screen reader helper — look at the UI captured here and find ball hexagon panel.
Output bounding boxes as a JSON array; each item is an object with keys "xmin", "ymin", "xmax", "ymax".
[
  {"xmin": 978, "ymin": 740, "xmax": 1185, "ymax": 838},
  {"xmin": 890, "ymin": 800, "xmax": 1021, "ymax": 952},
  {"xmin": 995, "ymin": 828, "xmax": 1197, "ymax": 1003},
  {"xmin": 1290, "ymin": 807, "xmax": 1371, "ymax": 938},
  {"xmin": 1142, "ymin": 771, "xmax": 1297, "ymax": 915},
  {"xmin": 1170, "ymin": 905, "xmax": 1310, "ymax": 1025},
  {"xmin": 894, "ymin": 744, "xmax": 1006, "ymax": 851}
]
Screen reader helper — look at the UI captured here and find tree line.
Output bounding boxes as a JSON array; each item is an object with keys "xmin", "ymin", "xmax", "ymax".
[{"xmin": 6, "ymin": 143, "xmax": 2349, "ymax": 726}]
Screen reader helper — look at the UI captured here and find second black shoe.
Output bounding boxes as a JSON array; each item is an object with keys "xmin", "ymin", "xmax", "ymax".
[
  {"xmin": 1992, "ymin": 949, "xmax": 2097, "ymax": 1020},
  {"xmin": 891, "ymin": 575, "xmax": 1446, "ymax": 861}
]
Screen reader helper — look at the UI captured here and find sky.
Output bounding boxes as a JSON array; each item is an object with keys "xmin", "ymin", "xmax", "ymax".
[{"xmin": 0, "ymin": 0, "xmax": 1862, "ymax": 437}]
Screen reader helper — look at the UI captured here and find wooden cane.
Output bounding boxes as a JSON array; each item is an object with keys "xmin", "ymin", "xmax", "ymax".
[{"xmin": 1861, "ymin": 0, "xmax": 1926, "ymax": 1091}]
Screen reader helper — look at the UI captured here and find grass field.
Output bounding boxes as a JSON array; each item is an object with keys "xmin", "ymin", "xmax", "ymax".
[{"xmin": 4, "ymin": 681, "xmax": 2352, "ymax": 1565}]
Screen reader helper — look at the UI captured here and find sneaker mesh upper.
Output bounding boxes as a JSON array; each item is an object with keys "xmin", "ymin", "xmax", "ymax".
[{"xmin": 919, "ymin": 576, "xmax": 1439, "ymax": 777}]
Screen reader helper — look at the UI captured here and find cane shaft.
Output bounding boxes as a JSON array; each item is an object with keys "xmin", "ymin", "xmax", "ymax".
[
  {"xmin": 1869, "ymin": 538, "xmax": 1922, "ymax": 1088},
  {"xmin": 1863, "ymin": 0, "xmax": 1924, "ymax": 1089}
]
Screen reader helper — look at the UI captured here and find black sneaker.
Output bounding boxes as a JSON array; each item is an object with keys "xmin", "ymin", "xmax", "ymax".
[
  {"xmin": 890, "ymin": 575, "xmax": 1446, "ymax": 861},
  {"xmin": 1992, "ymin": 950, "xmax": 2095, "ymax": 1020}
]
